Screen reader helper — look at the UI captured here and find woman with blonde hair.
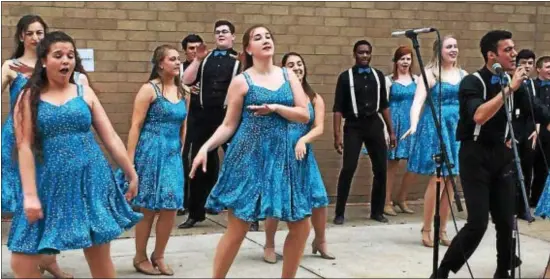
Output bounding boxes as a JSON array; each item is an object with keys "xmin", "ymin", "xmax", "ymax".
[{"xmin": 402, "ymin": 35, "xmax": 467, "ymax": 247}]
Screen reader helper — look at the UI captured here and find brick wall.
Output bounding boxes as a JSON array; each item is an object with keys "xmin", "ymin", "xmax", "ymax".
[{"xmin": 2, "ymin": 1, "xmax": 550, "ymax": 203}]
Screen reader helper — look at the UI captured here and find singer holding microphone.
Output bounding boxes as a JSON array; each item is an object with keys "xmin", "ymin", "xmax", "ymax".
[{"xmin": 433, "ymin": 30, "xmax": 550, "ymax": 279}]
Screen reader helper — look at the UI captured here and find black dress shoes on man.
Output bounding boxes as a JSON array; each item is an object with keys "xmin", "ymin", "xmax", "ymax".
[
  {"xmin": 178, "ymin": 217, "xmax": 205, "ymax": 229},
  {"xmin": 333, "ymin": 215, "xmax": 345, "ymax": 225},
  {"xmin": 370, "ymin": 214, "xmax": 388, "ymax": 223}
]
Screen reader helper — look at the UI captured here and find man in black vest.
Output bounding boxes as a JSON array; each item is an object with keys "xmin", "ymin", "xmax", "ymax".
[
  {"xmin": 333, "ymin": 40, "xmax": 396, "ymax": 225},
  {"xmin": 433, "ymin": 30, "xmax": 550, "ymax": 279},
  {"xmin": 178, "ymin": 33, "xmax": 204, "ymax": 217},
  {"xmin": 179, "ymin": 20, "xmax": 240, "ymax": 229}
]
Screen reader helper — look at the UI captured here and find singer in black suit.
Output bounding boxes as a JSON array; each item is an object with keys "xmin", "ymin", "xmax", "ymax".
[{"xmin": 433, "ymin": 30, "xmax": 550, "ymax": 279}]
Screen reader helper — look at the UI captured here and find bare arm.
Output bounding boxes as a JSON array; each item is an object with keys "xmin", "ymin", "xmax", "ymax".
[
  {"xmin": 126, "ymin": 84, "xmax": 154, "ymax": 163},
  {"xmin": 85, "ymin": 85, "xmax": 138, "ymax": 181},
  {"xmin": 13, "ymin": 90, "xmax": 38, "ymax": 198},
  {"xmin": 300, "ymin": 94, "xmax": 325, "ymax": 144},
  {"xmin": 182, "ymin": 58, "xmax": 201, "ymax": 85},
  {"xmin": 1, "ymin": 61, "xmax": 15, "ymax": 93},
  {"xmin": 275, "ymin": 70, "xmax": 310, "ymax": 123},
  {"xmin": 180, "ymin": 94, "xmax": 190, "ymax": 149}
]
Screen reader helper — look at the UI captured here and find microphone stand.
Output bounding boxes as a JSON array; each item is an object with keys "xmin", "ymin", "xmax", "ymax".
[
  {"xmin": 500, "ymin": 78, "xmax": 536, "ymax": 279},
  {"xmin": 404, "ymin": 30, "xmax": 464, "ymax": 279}
]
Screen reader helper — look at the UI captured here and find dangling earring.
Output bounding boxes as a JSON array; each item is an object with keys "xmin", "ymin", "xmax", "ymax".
[{"xmin": 247, "ymin": 52, "xmax": 252, "ymax": 56}]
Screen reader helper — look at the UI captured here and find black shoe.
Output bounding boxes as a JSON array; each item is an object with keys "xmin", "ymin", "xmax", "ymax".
[
  {"xmin": 430, "ymin": 268, "xmax": 449, "ymax": 279},
  {"xmin": 518, "ymin": 212, "xmax": 535, "ymax": 222},
  {"xmin": 370, "ymin": 214, "xmax": 388, "ymax": 223},
  {"xmin": 178, "ymin": 217, "xmax": 205, "ymax": 229},
  {"xmin": 513, "ymin": 255, "xmax": 522, "ymax": 268},
  {"xmin": 176, "ymin": 209, "xmax": 188, "ymax": 216},
  {"xmin": 333, "ymin": 215, "xmax": 344, "ymax": 225},
  {"xmin": 250, "ymin": 221, "xmax": 259, "ymax": 231},
  {"xmin": 206, "ymin": 209, "xmax": 219, "ymax": 215},
  {"xmin": 493, "ymin": 269, "xmax": 510, "ymax": 279}
]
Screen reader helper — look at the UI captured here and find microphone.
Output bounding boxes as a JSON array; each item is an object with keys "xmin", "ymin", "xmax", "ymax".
[
  {"xmin": 391, "ymin": 27, "xmax": 436, "ymax": 37},
  {"xmin": 492, "ymin": 63, "xmax": 505, "ymax": 76}
]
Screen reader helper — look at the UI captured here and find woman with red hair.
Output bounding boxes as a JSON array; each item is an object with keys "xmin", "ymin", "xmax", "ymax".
[{"xmin": 383, "ymin": 46, "xmax": 418, "ymax": 216}]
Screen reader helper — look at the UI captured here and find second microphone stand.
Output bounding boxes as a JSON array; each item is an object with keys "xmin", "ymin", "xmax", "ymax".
[{"xmin": 404, "ymin": 30, "xmax": 464, "ymax": 279}]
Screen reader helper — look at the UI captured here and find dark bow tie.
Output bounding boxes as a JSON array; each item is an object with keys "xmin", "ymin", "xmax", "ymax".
[
  {"xmin": 213, "ymin": 50, "xmax": 227, "ymax": 57},
  {"xmin": 358, "ymin": 67, "xmax": 371, "ymax": 74}
]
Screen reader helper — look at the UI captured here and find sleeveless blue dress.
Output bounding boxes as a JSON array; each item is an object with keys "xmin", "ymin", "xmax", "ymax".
[
  {"xmin": 117, "ymin": 82, "xmax": 187, "ymax": 211},
  {"xmin": 1, "ymin": 71, "xmax": 28, "ymax": 213},
  {"xmin": 7, "ymin": 84, "xmax": 142, "ymax": 254},
  {"xmin": 407, "ymin": 75, "xmax": 462, "ymax": 176},
  {"xmin": 205, "ymin": 68, "xmax": 312, "ymax": 222},
  {"xmin": 535, "ymin": 176, "xmax": 550, "ymax": 218},
  {"xmin": 290, "ymin": 102, "xmax": 329, "ymax": 209},
  {"xmin": 388, "ymin": 80, "xmax": 417, "ymax": 160},
  {"xmin": 2, "ymin": 69, "xmax": 84, "ymax": 214}
]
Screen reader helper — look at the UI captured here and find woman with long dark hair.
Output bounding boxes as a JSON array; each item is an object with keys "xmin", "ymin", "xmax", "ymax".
[
  {"xmin": 190, "ymin": 25, "xmax": 311, "ymax": 278},
  {"xmin": 261, "ymin": 52, "xmax": 333, "ymax": 264},
  {"xmin": 122, "ymin": 44, "xmax": 189, "ymax": 276},
  {"xmin": 9, "ymin": 31, "xmax": 141, "ymax": 278},
  {"xmin": 1, "ymin": 15, "xmax": 81, "ymax": 279}
]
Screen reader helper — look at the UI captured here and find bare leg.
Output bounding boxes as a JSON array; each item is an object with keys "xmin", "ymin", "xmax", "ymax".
[
  {"xmin": 282, "ymin": 218, "xmax": 310, "ymax": 278},
  {"xmin": 421, "ymin": 176, "xmax": 438, "ymax": 247},
  {"xmin": 263, "ymin": 218, "xmax": 279, "ymax": 263},
  {"xmin": 395, "ymin": 171, "xmax": 416, "ymax": 214},
  {"xmin": 311, "ymin": 207, "xmax": 334, "ymax": 259},
  {"xmin": 11, "ymin": 253, "xmax": 42, "ymax": 278},
  {"xmin": 384, "ymin": 160, "xmax": 399, "ymax": 216},
  {"xmin": 134, "ymin": 208, "xmax": 158, "ymax": 274},
  {"xmin": 212, "ymin": 210, "xmax": 250, "ymax": 278},
  {"xmin": 152, "ymin": 210, "xmax": 177, "ymax": 275},
  {"xmin": 83, "ymin": 243, "xmax": 115, "ymax": 278}
]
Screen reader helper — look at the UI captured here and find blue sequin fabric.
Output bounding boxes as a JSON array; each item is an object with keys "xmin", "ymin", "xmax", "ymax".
[
  {"xmin": 388, "ymin": 81, "xmax": 416, "ymax": 160},
  {"xmin": 289, "ymin": 102, "xmax": 329, "ymax": 209},
  {"xmin": 535, "ymin": 176, "xmax": 550, "ymax": 218},
  {"xmin": 407, "ymin": 79, "xmax": 462, "ymax": 176},
  {"xmin": 7, "ymin": 84, "xmax": 142, "ymax": 254},
  {"xmin": 1, "ymin": 71, "xmax": 28, "ymax": 213},
  {"xmin": 116, "ymin": 82, "xmax": 187, "ymax": 211},
  {"xmin": 205, "ymin": 68, "xmax": 312, "ymax": 222}
]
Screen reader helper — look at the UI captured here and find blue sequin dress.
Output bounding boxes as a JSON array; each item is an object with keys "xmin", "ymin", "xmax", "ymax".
[
  {"xmin": 290, "ymin": 102, "xmax": 329, "ymax": 209},
  {"xmin": 388, "ymin": 80, "xmax": 416, "ymax": 160},
  {"xmin": 407, "ymin": 77, "xmax": 462, "ymax": 176},
  {"xmin": 2, "ymin": 69, "xmax": 84, "ymax": 214},
  {"xmin": 1, "ymin": 70, "xmax": 28, "ymax": 214},
  {"xmin": 205, "ymin": 68, "xmax": 312, "ymax": 222},
  {"xmin": 7, "ymin": 84, "xmax": 142, "ymax": 254},
  {"xmin": 118, "ymin": 82, "xmax": 187, "ymax": 211},
  {"xmin": 535, "ymin": 176, "xmax": 550, "ymax": 218}
]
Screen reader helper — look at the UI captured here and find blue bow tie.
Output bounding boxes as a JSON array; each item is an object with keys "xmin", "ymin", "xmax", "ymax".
[
  {"xmin": 491, "ymin": 75, "xmax": 509, "ymax": 85},
  {"xmin": 213, "ymin": 50, "xmax": 227, "ymax": 57},
  {"xmin": 540, "ymin": 80, "xmax": 550, "ymax": 87},
  {"xmin": 358, "ymin": 67, "xmax": 371, "ymax": 74}
]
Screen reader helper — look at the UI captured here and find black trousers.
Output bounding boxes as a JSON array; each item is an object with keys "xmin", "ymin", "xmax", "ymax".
[
  {"xmin": 439, "ymin": 140, "xmax": 515, "ymax": 274},
  {"xmin": 181, "ymin": 109, "xmax": 196, "ymax": 210},
  {"xmin": 188, "ymin": 107, "xmax": 227, "ymax": 220},
  {"xmin": 516, "ymin": 138, "xmax": 535, "ymax": 215},
  {"xmin": 335, "ymin": 115, "xmax": 387, "ymax": 217},
  {"xmin": 532, "ymin": 140, "xmax": 550, "ymax": 206}
]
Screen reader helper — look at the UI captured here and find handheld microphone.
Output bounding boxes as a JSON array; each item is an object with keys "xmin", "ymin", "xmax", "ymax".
[
  {"xmin": 492, "ymin": 63, "xmax": 505, "ymax": 76},
  {"xmin": 391, "ymin": 27, "xmax": 436, "ymax": 37}
]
